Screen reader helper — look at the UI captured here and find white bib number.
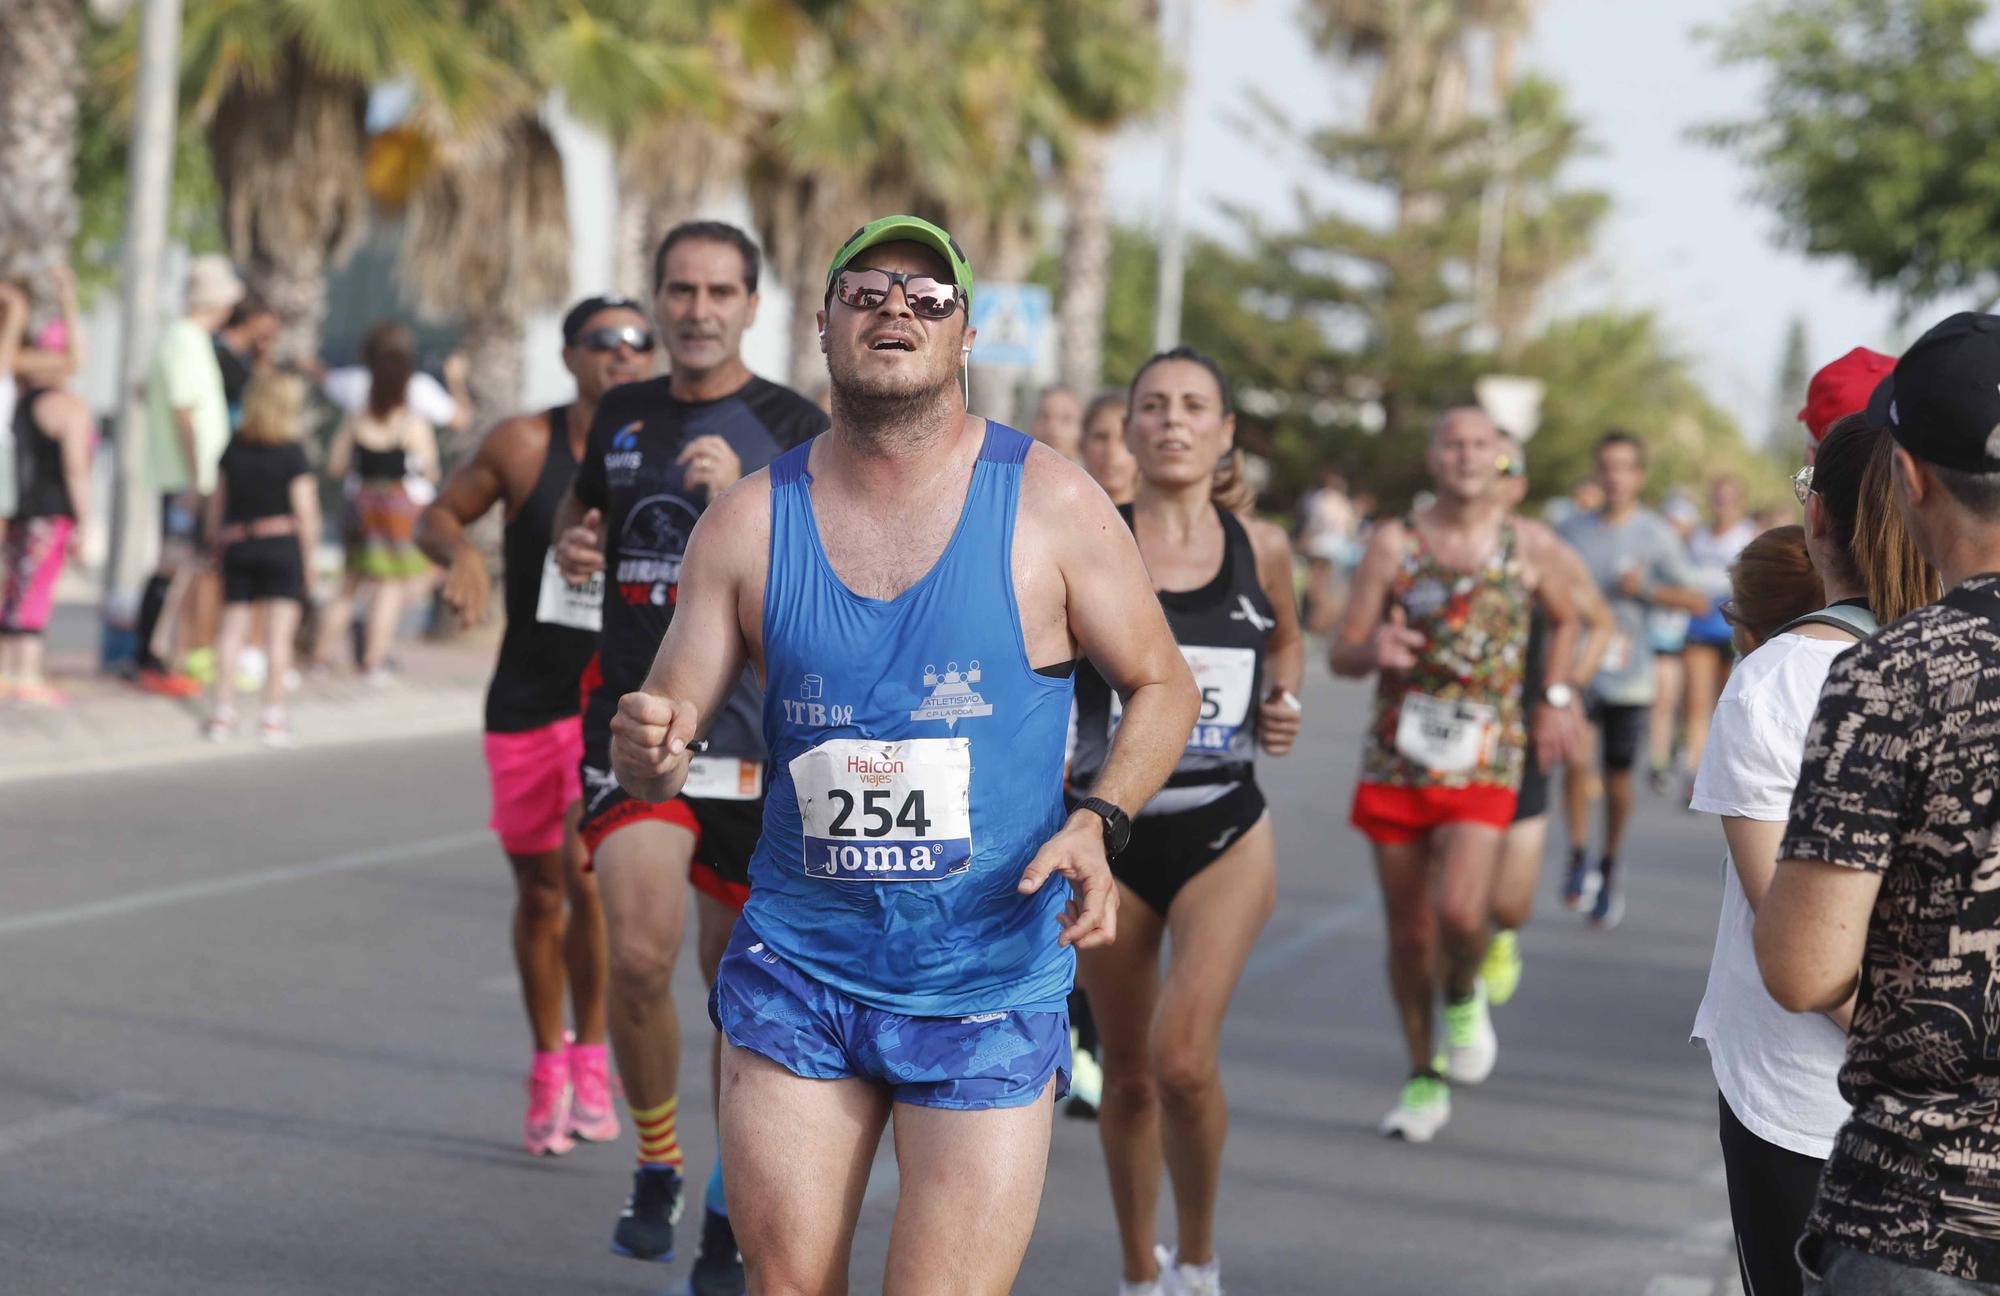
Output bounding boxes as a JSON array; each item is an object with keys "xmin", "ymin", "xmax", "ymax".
[
  {"xmin": 682, "ymin": 757, "xmax": 763, "ymax": 802},
  {"xmin": 1110, "ymin": 645, "xmax": 1258, "ymax": 754},
  {"xmin": 791, "ymin": 738, "xmax": 973, "ymax": 882},
  {"xmin": 1184, "ymin": 645, "xmax": 1257, "ymax": 753},
  {"xmin": 535, "ymin": 547, "xmax": 603, "ymax": 631},
  {"xmin": 1601, "ymin": 630, "xmax": 1633, "ymax": 675},
  {"xmin": 1394, "ymin": 694, "xmax": 1497, "ymax": 774}
]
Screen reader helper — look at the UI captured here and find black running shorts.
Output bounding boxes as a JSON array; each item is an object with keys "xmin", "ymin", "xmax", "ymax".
[{"xmin": 1095, "ymin": 781, "xmax": 1267, "ymax": 917}]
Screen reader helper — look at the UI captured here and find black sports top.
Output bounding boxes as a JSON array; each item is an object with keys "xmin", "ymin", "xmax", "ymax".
[
  {"xmin": 1071, "ymin": 503, "xmax": 1277, "ymax": 816},
  {"xmin": 485, "ymin": 406, "xmax": 598, "ymax": 733}
]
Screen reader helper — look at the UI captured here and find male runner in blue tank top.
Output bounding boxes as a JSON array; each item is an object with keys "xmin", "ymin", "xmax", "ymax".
[
  {"xmin": 608, "ymin": 215, "xmax": 1200, "ymax": 1294},
  {"xmin": 417, "ymin": 294, "xmax": 649, "ymax": 1157}
]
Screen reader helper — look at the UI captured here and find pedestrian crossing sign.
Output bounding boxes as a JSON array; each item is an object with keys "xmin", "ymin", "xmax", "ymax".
[{"xmin": 969, "ymin": 284, "xmax": 1052, "ymax": 371}]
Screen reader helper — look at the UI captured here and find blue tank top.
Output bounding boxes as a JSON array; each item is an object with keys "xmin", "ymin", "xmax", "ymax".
[{"xmin": 745, "ymin": 423, "xmax": 1076, "ymax": 1017}]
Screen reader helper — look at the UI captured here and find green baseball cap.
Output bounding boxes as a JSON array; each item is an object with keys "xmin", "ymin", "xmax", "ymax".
[{"xmin": 824, "ymin": 214, "xmax": 974, "ymax": 314}]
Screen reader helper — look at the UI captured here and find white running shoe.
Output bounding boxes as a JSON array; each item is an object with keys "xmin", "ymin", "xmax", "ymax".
[
  {"xmin": 1441, "ymin": 982, "xmax": 1498, "ymax": 1085},
  {"xmin": 1380, "ymin": 1074, "xmax": 1451, "ymax": 1142},
  {"xmin": 1169, "ymin": 1253, "xmax": 1223, "ymax": 1296}
]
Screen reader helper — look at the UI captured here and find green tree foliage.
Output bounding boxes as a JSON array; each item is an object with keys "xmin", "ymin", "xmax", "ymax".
[
  {"xmin": 1703, "ymin": 0, "xmax": 2000, "ymax": 313},
  {"xmin": 1773, "ymin": 313, "xmax": 1810, "ymax": 445}
]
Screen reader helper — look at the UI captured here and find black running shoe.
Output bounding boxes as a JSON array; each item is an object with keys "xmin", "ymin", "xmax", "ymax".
[
  {"xmin": 610, "ymin": 1166, "xmax": 683, "ymax": 1262},
  {"xmin": 687, "ymin": 1207, "xmax": 746, "ymax": 1296}
]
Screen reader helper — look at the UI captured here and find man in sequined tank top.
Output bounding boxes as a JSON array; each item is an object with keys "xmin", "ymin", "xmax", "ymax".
[{"xmin": 1332, "ymin": 408, "xmax": 1581, "ymax": 1144}]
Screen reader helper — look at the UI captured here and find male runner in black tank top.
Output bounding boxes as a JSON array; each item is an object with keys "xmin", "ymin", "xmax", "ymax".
[
  {"xmin": 552, "ymin": 223, "xmax": 826, "ymax": 1286},
  {"xmin": 416, "ymin": 295, "xmax": 651, "ymax": 1161}
]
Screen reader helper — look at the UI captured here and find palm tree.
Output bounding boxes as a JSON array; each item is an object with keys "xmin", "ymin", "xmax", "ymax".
[
  {"xmin": 0, "ymin": 0, "xmax": 84, "ymax": 281},
  {"xmin": 745, "ymin": 0, "xmax": 975, "ymax": 392},
  {"xmin": 395, "ymin": 115, "xmax": 571, "ymax": 450},
  {"xmin": 1043, "ymin": 0, "xmax": 1163, "ymax": 397},
  {"xmin": 157, "ymin": 0, "xmax": 507, "ymax": 363},
  {"xmin": 1306, "ymin": 0, "xmax": 1531, "ymax": 225}
]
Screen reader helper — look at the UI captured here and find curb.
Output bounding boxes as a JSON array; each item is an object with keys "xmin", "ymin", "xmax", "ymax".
[{"xmin": 0, "ymin": 682, "xmax": 486, "ymax": 787}]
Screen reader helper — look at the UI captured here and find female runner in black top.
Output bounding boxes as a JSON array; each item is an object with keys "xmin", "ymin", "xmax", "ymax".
[{"xmin": 1069, "ymin": 347, "xmax": 1304, "ymax": 1296}]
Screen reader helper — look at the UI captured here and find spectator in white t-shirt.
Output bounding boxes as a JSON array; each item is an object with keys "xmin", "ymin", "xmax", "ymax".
[{"xmin": 1690, "ymin": 417, "xmax": 1936, "ymax": 1296}]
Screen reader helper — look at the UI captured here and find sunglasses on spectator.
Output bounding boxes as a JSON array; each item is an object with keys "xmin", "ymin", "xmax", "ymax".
[
  {"xmin": 577, "ymin": 325, "xmax": 655, "ymax": 354},
  {"xmin": 832, "ymin": 268, "xmax": 965, "ymax": 320},
  {"xmin": 1791, "ymin": 465, "xmax": 1814, "ymax": 505}
]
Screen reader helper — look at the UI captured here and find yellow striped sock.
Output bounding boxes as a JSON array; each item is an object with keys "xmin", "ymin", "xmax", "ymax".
[{"xmin": 631, "ymin": 1096, "xmax": 682, "ymax": 1169}]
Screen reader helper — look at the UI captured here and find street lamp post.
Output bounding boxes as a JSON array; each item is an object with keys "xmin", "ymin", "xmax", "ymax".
[
  {"xmin": 1152, "ymin": 0, "xmax": 1194, "ymax": 353},
  {"xmin": 102, "ymin": 0, "xmax": 183, "ymax": 667}
]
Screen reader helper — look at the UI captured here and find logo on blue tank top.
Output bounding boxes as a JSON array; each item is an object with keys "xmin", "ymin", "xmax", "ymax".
[{"xmin": 910, "ymin": 661, "xmax": 994, "ymax": 727}]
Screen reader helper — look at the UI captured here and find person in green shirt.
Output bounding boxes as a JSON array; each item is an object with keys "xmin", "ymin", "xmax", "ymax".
[{"xmin": 132, "ymin": 255, "xmax": 242, "ymax": 695}]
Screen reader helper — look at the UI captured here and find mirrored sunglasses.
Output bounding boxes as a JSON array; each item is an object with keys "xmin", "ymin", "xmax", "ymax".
[{"xmin": 834, "ymin": 268, "xmax": 964, "ymax": 320}]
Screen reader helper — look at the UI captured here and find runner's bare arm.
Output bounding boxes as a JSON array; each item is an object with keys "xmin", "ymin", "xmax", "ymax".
[
  {"xmin": 1329, "ymin": 522, "xmax": 1420, "ymax": 677},
  {"xmin": 1520, "ymin": 521, "xmax": 1583, "ymax": 769},
  {"xmin": 1519, "ymin": 521, "xmax": 1580, "ymax": 691},
  {"xmin": 1017, "ymin": 449, "xmax": 1197, "ymax": 948},
  {"xmin": 610, "ymin": 474, "xmax": 769, "ymax": 804},
  {"xmin": 551, "ymin": 486, "xmax": 605, "ymax": 581},
  {"xmin": 1053, "ymin": 462, "xmax": 1199, "ymax": 819},
  {"xmin": 1557, "ymin": 543, "xmax": 1616, "ymax": 684},
  {"xmin": 1246, "ymin": 517, "xmax": 1306, "ymax": 755},
  {"xmin": 417, "ymin": 415, "xmax": 536, "ymax": 625},
  {"xmin": 1755, "ymin": 858, "xmax": 1882, "ymax": 1014}
]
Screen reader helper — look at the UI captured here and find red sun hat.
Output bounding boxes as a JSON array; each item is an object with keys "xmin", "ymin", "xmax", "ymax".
[{"xmin": 1798, "ymin": 347, "xmax": 1896, "ymax": 442}]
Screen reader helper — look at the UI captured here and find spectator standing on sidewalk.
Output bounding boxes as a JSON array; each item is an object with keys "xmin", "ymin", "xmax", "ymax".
[
  {"xmin": 319, "ymin": 323, "xmax": 439, "ymax": 682},
  {"xmin": 1760, "ymin": 313, "xmax": 2000, "ymax": 1294},
  {"xmin": 203, "ymin": 371, "xmax": 318, "ymax": 746},
  {"xmin": 134, "ymin": 255, "xmax": 243, "ymax": 697},
  {"xmin": 1, "ymin": 271, "xmax": 96, "ymax": 709},
  {"xmin": 0, "ymin": 284, "xmax": 25, "ymax": 533},
  {"xmin": 213, "ymin": 294, "xmax": 280, "ymax": 430}
]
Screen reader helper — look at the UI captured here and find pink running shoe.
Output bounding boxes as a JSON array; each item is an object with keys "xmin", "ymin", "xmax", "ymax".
[
  {"xmin": 568, "ymin": 1041, "xmax": 621, "ymax": 1143},
  {"xmin": 524, "ymin": 1051, "xmax": 575, "ymax": 1157}
]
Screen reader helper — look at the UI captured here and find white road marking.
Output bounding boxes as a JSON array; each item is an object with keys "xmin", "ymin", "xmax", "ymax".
[
  {"xmin": 1643, "ymin": 1278, "xmax": 1713, "ymax": 1296},
  {"xmin": 0, "ymin": 830, "xmax": 488, "ymax": 939},
  {"xmin": 0, "ymin": 1092, "xmax": 165, "ymax": 1156}
]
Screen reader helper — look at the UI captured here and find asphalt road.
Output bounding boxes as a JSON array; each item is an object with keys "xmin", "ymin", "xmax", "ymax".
[{"xmin": 0, "ymin": 666, "xmax": 1745, "ymax": 1295}]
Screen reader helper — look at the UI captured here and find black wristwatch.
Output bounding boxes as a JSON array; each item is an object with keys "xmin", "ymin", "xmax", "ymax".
[{"xmin": 1075, "ymin": 797, "xmax": 1132, "ymax": 860}]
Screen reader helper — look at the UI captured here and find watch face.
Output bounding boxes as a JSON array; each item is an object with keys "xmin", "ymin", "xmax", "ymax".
[{"xmin": 1545, "ymin": 684, "xmax": 1574, "ymax": 709}]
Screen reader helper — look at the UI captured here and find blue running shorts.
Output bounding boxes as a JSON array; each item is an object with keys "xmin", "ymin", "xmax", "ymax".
[{"xmin": 710, "ymin": 920, "xmax": 1070, "ymax": 1110}]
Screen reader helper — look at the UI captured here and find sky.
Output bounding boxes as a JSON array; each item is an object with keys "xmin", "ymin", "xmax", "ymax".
[{"xmin": 1103, "ymin": 0, "xmax": 1952, "ymax": 446}]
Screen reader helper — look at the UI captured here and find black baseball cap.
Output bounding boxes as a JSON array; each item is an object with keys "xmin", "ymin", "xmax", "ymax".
[
  {"xmin": 561, "ymin": 294, "xmax": 646, "ymax": 346},
  {"xmin": 1867, "ymin": 312, "xmax": 2000, "ymax": 472}
]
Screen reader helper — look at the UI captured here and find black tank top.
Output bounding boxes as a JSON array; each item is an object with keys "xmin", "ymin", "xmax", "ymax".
[
  {"xmin": 485, "ymin": 407, "xmax": 599, "ymax": 733},
  {"xmin": 355, "ymin": 443, "xmax": 407, "ymax": 481},
  {"xmin": 1071, "ymin": 503, "xmax": 1276, "ymax": 815},
  {"xmin": 13, "ymin": 390, "xmax": 73, "ymax": 521}
]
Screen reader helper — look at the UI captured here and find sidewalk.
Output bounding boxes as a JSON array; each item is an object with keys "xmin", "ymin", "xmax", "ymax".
[{"xmin": 0, "ymin": 611, "xmax": 499, "ymax": 786}]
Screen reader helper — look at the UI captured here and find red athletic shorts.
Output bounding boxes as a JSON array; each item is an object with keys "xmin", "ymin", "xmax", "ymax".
[
  {"xmin": 483, "ymin": 716, "xmax": 583, "ymax": 855},
  {"xmin": 578, "ymin": 794, "xmax": 751, "ymax": 912},
  {"xmin": 1350, "ymin": 782, "xmax": 1518, "ymax": 846}
]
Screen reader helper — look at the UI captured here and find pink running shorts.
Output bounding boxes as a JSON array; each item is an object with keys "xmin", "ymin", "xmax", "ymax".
[{"xmin": 483, "ymin": 715, "xmax": 584, "ymax": 855}]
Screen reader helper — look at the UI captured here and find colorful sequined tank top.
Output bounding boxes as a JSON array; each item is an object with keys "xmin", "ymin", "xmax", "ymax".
[{"xmin": 1362, "ymin": 515, "xmax": 1531, "ymax": 790}]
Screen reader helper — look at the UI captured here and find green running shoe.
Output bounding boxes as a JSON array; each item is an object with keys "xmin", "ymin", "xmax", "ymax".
[
  {"xmin": 1441, "ymin": 982, "xmax": 1497, "ymax": 1085},
  {"xmin": 1380, "ymin": 1073, "xmax": 1450, "ymax": 1142},
  {"xmin": 1481, "ymin": 929, "xmax": 1523, "ymax": 1006}
]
